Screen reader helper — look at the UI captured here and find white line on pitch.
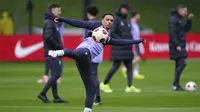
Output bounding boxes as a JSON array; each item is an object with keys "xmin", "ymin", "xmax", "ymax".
[{"xmin": 0, "ymin": 106, "xmax": 200, "ymax": 110}]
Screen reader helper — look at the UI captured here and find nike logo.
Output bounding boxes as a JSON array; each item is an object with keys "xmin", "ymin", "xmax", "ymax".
[{"xmin": 15, "ymin": 40, "xmax": 43, "ymax": 59}]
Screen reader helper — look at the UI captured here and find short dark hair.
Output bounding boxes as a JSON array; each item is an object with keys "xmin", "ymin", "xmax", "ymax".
[
  {"xmin": 48, "ymin": 4, "xmax": 60, "ymax": 9},
  {"xmin": 131, "ymin": 11, "xmax": 140, "ymax": 18},
  {"xmin": 102, "ymin": 13, "xmax": 114, "ymax": 19},
  {"xmin": 176, "ymin": 4, "xmax": 186, "ymax": 10},
  {"xmin": 120, "ymin": 3, "xmax": 132, "ymax": 11},
  {"xmin": 86, "ymin": 5, "xmax": 99, "ymax": 16}
]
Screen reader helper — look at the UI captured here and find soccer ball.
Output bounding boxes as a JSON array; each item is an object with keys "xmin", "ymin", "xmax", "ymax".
[
  {"xmin": 185, "ymin": 81, "xmax": 196, "ymax": 92},
  {"xmin": 92, "ymin": 27, "xmax": 108, "ymax": 43}
]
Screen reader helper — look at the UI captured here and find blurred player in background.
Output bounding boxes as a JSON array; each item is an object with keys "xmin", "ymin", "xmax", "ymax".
[
  {"xmin": 53, "ymin": 5, "xmax": 102, "ymax": 105},
  {"xmin": 168, "ymin": 4, "xmax": 193, "ymax": 91},
  {"xmin": 37, "ymin": 21, "xmax": 64, "ymax": 84},
  {"xmin": 100, "ymin": 3, "xmax": 141, "ymax": 93},
  {"xmin": 0, "ymin": 11, "xmax": 14, "ymax": 35},
  {"xmin": 121, "ymin": 12, "xmax": 145, "ymax": 79},
  {"xmin": 83, "ymin": 5, "xmax": 102, "ymax": 105},
  {"xmin": 37, "ymin": 4, "xmax": 67, "ymax": 103}
]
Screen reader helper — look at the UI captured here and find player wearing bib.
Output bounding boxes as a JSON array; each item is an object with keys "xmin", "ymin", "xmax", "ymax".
[{"xmin": 49, "ymin": 13, "xmax": 145, "ymax": 112}]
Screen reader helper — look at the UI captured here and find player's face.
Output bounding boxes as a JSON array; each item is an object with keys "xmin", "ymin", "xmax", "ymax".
[
  {"xmin": 178, "ymin": 7, "xmax": 188, "ymax": 17},
  {"xmin": 102, "ymin": 15, "xmax": 114, "ymax": 29},
  {"xmin": 52, "ymin": 7, "xmax": 61, "ymax": 17},
  {"xmin": 120, "ymin": 8, "xmax": 129, "ymax": 15}
]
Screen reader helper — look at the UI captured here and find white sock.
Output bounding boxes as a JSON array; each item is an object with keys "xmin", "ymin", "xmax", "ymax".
[
  {"xmin": 43, "ymin": 75, "xmax": 49, "ymax": 79},
  {"xmin": 84, "ymin": 107, "xmax": 92, "ymax": 112},
  {"xmin": 133, "ymin": 63, "xmax": 139, "ymax": 76}
]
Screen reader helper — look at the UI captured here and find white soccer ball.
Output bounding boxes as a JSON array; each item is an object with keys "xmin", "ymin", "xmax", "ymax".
[
  {"xmin": 185, "ymin": 81, "xmax": 196, "ymax": 92},
  {"xmin": 92, "ymin": 27, "xmax": 108, "ymax": 43}
]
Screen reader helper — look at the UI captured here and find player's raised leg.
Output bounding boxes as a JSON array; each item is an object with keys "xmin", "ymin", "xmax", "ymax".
[
  {"xmin": 48, "ymin": 48, "xmax": 78, "ymax": 60},
  {"xmin": 49, "ymin": 48, "xmax": 96, "ymax": 111}
]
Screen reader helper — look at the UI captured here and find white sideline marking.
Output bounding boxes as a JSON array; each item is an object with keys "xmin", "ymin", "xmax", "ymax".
[{"xmin": 0, "ymin": 106, "xmax": 199, "ymax": 110}]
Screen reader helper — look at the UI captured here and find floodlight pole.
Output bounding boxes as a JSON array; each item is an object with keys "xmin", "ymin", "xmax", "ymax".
[{"xmin": 26, "ymin": 0, "xmax": 34, "ymax": 35}]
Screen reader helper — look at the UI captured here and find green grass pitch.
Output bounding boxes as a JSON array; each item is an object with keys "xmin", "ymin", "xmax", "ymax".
[{"xmin": 0, "ymin": 60, "xmax": 199, "ymax": 112}]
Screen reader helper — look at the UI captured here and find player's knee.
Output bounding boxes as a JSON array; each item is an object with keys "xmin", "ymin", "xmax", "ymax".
[
  {"xmin": 182, "ymin": 63, "xmax": 186, "ymax": 68},
  {"xmin": 125, "ymin": 64, "xmax": 132, "ymax": 70},
  {"xmin": 180, "ymin": 59, "xmax": 186, "ymax": 68},
  {"xmin": 133, "ymin": 56, "xmax": 141, "ymax": 64},
  {"xmin": 112, "ymin": 61, "xmax": 121, "ymax": 69},
  {"xmin": 86, "ymin": 88, "xmax": 95, "ymax": 95},
  {"xmin": 114, "ymin": 63, "xmax": 121, "ymax": 69},
  {"xmin": 127, "ymin": 68, "xmax": 133, "ymax": 73}
]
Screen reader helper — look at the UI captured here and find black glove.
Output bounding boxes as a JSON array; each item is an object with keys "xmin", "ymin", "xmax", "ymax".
[
  {"xmin": 53, "ymin": 18, "xmax": 64, "ymax": 23},
  {"xmin": 57, "ymin": 18, "xmax": 65, "ymax": 22}
]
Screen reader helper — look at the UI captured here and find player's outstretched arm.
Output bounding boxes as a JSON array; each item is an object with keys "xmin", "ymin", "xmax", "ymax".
[
  {"xmin": 185, "ymin": 19, "xmax": 192, "ymax": 32},
  {"xmin": 106, "ymin": 37, "xmax": 145, "ymax": 46},
  {"xmin": 56, "ymin": 17, "xmax": 101, "ymax": 30}
]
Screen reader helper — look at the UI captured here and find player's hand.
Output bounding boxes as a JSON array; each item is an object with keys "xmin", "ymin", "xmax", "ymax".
[
  {"xmin": 188, "ymin": 13, "xmax": 194, "ymax": 20},
  {"xmin": 176, "ymin": 46, "xmax": 182, "ymax": 52}
]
